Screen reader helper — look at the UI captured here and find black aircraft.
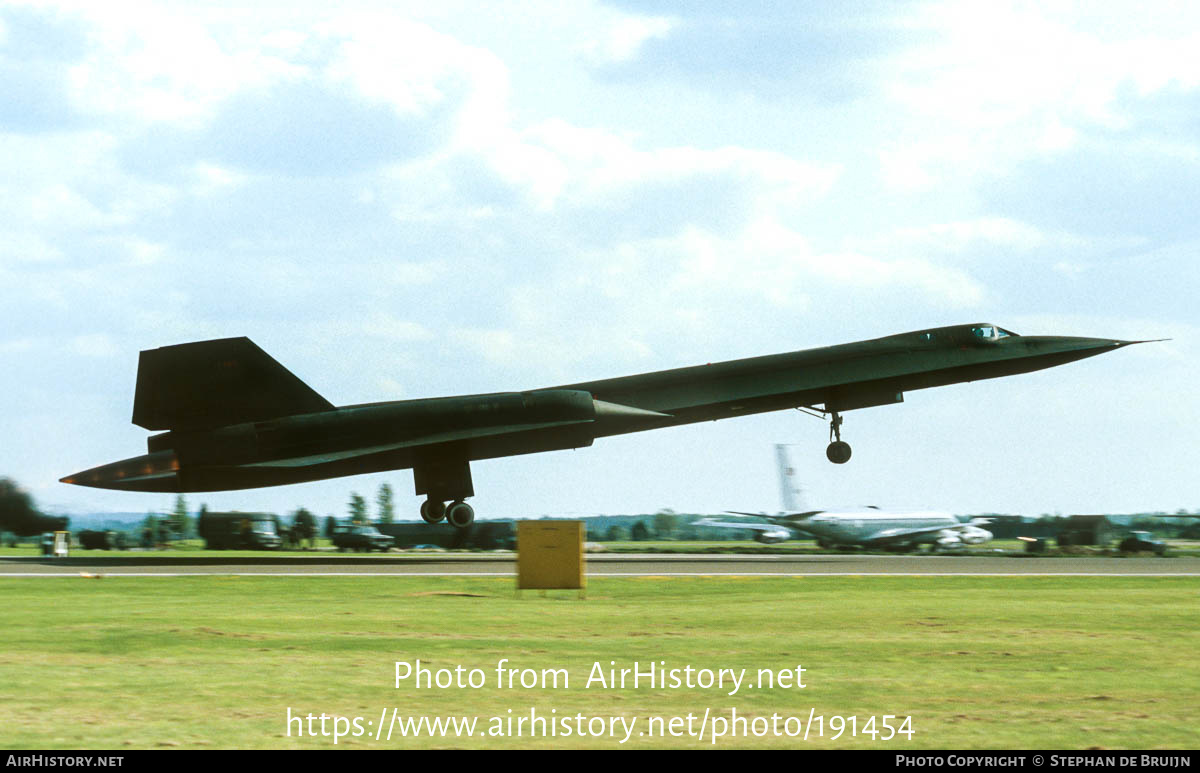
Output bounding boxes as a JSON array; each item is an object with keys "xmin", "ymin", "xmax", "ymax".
[{"xmin": 62, "ymin": 323, "xmax": 1147, "ymax": 528}]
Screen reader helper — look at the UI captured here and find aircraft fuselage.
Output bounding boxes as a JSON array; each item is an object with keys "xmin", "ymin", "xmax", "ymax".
[{"xmin": 62, "ymin": 324, "xmax": 1143, "ymax": 516}]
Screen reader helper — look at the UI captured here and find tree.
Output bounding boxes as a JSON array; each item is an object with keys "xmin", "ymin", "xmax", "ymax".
[
  {"xmin": 169, "ymin": 494, "xmax": 190, "ymax": 539},
  {"xmin": 605, "ymin": 524, "xmax": 629, "ymax": 542},
  {"xmin": 377, "ymin": 483, "xmax": 395, "ymax": 524},
  {"xmin": 348, "ymin": 493, "xmax": 368, "ymax": 523},
  {"xmin": 0, "ymin": 478, "xmax": 37, "ymax": 529},
  {"xmin": 292, "ymin": 508, "xmax": 317, "ymax": 548},
  {"xmin": 0, "ymin": 477, "xmax": 66, "ymax": 539},
  {"xmin": 630, "ymin": 521, "xmax": 650, "ymax": 541},
  {"xmin": 652, "ymin": 508, "xmax": 678, "ymax": 540},
  {"xmin": 141, "ymin": 514, "xmax": 167, "ymax": 547}
]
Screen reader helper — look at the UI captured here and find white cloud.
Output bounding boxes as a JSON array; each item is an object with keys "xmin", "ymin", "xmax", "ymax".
[
  {"xmin": 1052, "ymin": 261, "xmax": 1087, "ymax": 277},
  {"xmin": 188, "ymin": 162, "xmax": 249, "ymax": 196},
  {"xmin": 323, "ymin": 13, "xmax": 508, "ymax": 122},
  {"xmin": 0, "ymin": 337, "xmax": 36, "ymax": 354},
  {"xmin": 890, "ymin": 218, "xmax": 1076, "ymax": 255},
  {"xmin": 66, "ymin": 6, "xmax": 303, "ymax": 125},
  {"xmin": 480, "ymin": 118, "xmax": 841, "ymax": 215},
  {"xmin": 880, "ymin": 1, "xmax": 1200, "ymax": 189},
  {"xmin": 0, "ymin": 231, "xmax": 62, "ymax": 265},
  {"xmin": 579, "ymin": 14, "xmax": 675, "ymax": 64},
  {"xmin": 663, "ymin": 218, "xmax": 985, "ymax": 308},
  {"xmin": 451, "ymin": 326, "xmax": 517, "ymax": 365},
  {"xmin": 360, "ymin": 313, "xmax": 432, "ymax": 343},
  {"xmin": 68, "ymin": 333, "xmax": 119, "ymax": 358}
]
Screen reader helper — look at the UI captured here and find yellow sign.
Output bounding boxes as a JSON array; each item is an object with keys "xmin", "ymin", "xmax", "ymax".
[{"xmin": 517, "ymin": 521, "xmax": 585, "ymax": 591}]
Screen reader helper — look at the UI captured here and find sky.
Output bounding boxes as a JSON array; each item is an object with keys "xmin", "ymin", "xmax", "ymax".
[{"xmin": 2, "ymin": 0, "xmax": 1197, "ymax": 522}]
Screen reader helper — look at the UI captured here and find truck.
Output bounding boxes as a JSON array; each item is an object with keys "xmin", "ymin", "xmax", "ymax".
[
  {"xmin": 330, "ymin": 523, "xmax": 394, "ymax": 552},
  {"xmin": 197, "ymin": 512, "xmax": 282, "ymax": 550},
  {"xmin": 1118, "ymin": 530, "xmax": 1167, "ymax": 556}
]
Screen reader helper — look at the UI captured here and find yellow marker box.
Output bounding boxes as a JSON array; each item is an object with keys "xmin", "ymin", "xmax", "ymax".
[{"xmin": 517, "ymin": 521, "xmax": 585, "ymax": 590}]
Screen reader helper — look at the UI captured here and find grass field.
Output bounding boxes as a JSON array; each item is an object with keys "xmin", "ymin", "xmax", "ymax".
[{"xmin": 2, "ymin": 576, "xmax": 1197, "ymax": 749}]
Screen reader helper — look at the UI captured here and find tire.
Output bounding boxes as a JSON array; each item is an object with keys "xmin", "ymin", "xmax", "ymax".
[{"xmin": 446, "ymin": 501, "xmax": 475, "ymax": 529}]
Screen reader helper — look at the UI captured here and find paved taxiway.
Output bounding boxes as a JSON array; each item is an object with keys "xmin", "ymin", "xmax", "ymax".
[{"xmin": 2, "ymin": 554, "xmax": 1197, "ymax": 577}]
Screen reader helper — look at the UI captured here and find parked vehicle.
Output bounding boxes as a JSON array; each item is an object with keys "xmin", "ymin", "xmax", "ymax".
[
  {"xmin": 1119, "ymin": 531, "xmax": 1166, "ymax": 555},
  {"xmin": 198, "ymin": 512, "xmax": 282, "ymax": 550},
  {"xmin": 331, "ymin": 524, "xmax": 394, "ymax": 552}
]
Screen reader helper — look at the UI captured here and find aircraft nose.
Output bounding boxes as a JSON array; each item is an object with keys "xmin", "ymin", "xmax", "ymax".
[
  {"xmin": 1009, "ymin": 334, "xmax": 1161, "ymax": 372},
  {"xmin": 1085, "ymin": 337, "xmax": 1170, "ymax": 355},
  {"xmin": 1058, "ymin": 336, "xmax": 1163, "ymax": 351},
  {"xmin": 1114, "ymin": 337, "xmax": 1168, "ymax": 346},
  {"xmin": 1087, "ymin": 338, "xmax": 1135, "ymax": 354}
]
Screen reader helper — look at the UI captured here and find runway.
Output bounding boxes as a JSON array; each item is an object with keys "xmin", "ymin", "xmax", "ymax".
[{"xmin": 3, "ymin": 553, "xmax": 1198, "ymax": 577}]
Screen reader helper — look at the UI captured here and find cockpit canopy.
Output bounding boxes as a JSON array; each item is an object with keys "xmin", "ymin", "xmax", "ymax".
[
  {"xmin": 913, "ymin": 324, "xmax": 1018, "ymax": 345},
  {"xmin": 970, "ymin": 324, "xmax": 1015, "ymax": 341}
]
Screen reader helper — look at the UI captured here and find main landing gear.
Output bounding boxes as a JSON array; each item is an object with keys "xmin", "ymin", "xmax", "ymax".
[
  {"xmin": 415, "ymin": 457, "xmax": 476, "ymax": 529},
  {"xmin": 421, "ymin": 498, "xmax": 475, "ymax": 528}
]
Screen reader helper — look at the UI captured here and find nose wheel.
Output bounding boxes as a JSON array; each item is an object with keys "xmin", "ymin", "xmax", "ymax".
[{"xmin": 825, "ymin": 410, "xmax": 851, "ymax": 464}]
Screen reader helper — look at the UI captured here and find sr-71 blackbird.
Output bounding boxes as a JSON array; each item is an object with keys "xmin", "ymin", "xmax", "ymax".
[{"xmin": 62, "ymin": 323, "xmax": 1145, "ymax": 529}]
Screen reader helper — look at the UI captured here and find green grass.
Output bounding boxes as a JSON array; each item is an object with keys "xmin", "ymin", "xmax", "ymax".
[{"xmin": 2, "ymin": 576, "xmax": 1197, "ymax": 749}]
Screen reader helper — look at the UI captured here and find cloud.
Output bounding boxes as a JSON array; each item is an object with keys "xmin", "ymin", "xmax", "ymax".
[
  {"xmin": 107, "ymin": 17, "xmax": 503, "ymax": 179},
  {"xmin": 474, "ymin": 119, "xmax": 841, "ymax": 241},
  {"xmin": 597, "ymin": 1, "xmax": 928, "ymax": 101},
  {"xmin": 193, "ymin": 79, "xmax": 454, "ymax": 176},
  {"xmin": 0, "ymin": 6, "xmax": 92, "ymax": 132},
  {"xmin": 983, "ymin": 138, "xmax": 1200, "ymax": 242},
  {"xmin": 877, "ymin": 1, "xmax": 1200, "ymax": 190},
  {"xmin": 579, "ymin": 13, "xmax": 674, "ymax": 64},
  {"xmin": 887, "ymin": 218, "xmax": 1086, "ymax": 256},
  {"xmin": 664, "ymin": 218, "xmax": 984, "ymax": 307}
]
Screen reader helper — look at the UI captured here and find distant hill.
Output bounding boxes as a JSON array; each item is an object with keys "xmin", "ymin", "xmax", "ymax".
[{"xmin": 59, "ymin": 513, "xmax": 152, "ymax": 531}]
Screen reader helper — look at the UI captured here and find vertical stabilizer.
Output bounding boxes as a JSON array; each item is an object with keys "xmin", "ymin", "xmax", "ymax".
[
  {"xmin": 775, "ymin": 443, "xmax": 805, "ymax": 512},
  {"xmin": 132, "ymin": 337, "xmax": 334, "ymax": 431}
]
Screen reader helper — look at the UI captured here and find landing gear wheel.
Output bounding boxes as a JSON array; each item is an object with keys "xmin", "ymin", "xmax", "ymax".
[
  {"xmin": 446, "ymin": 501, "xmax": 474, "ymax": 529},
  {"xmin": 420, "ymin": 499, "xmax": 446, "ymax": 524},
  {"xmin": 826, "ymin": 440, "xmax": 852, "ymax": 464},
  {"xmin": 825, "ymin": 409, "xmax": 851, "ymax": 464}
]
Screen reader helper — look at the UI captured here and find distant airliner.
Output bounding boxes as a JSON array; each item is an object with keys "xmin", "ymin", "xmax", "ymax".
[
  {"xmin": 63, "ymin": 323, "xmax": 1145, "ymax": 529},
  {"xmin": 697, "ymin": 445, "xmax": 993, "ymax": 551}
]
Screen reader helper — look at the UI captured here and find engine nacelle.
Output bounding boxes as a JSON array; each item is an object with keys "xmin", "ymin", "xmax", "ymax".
[
  {"xmin": 754, "ymin": 528, "xmax": 792, "ymax": 544},
  {"xmin": 959, "ymin": 525, "xmax": 993, "ymax": 545},
  {"xmin": 936, "ymin": 525, "xmax": 993, "ymax": 548},
  {"xmin": 935, "ymin": 530, "xmax": 964, "ymax": 547}
]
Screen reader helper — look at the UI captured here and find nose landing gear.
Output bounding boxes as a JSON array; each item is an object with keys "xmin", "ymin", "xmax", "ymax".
[
  {"xmin": 825, "ymin": 410, "xmax": 852, "ymax": 464},
  {"xmin": 796, "ymin": 405, "xmax": 853, "ymax": 463},
  {"xmin": 825, "ymin": 410, "xmax": 854, "ymax": 465}
]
